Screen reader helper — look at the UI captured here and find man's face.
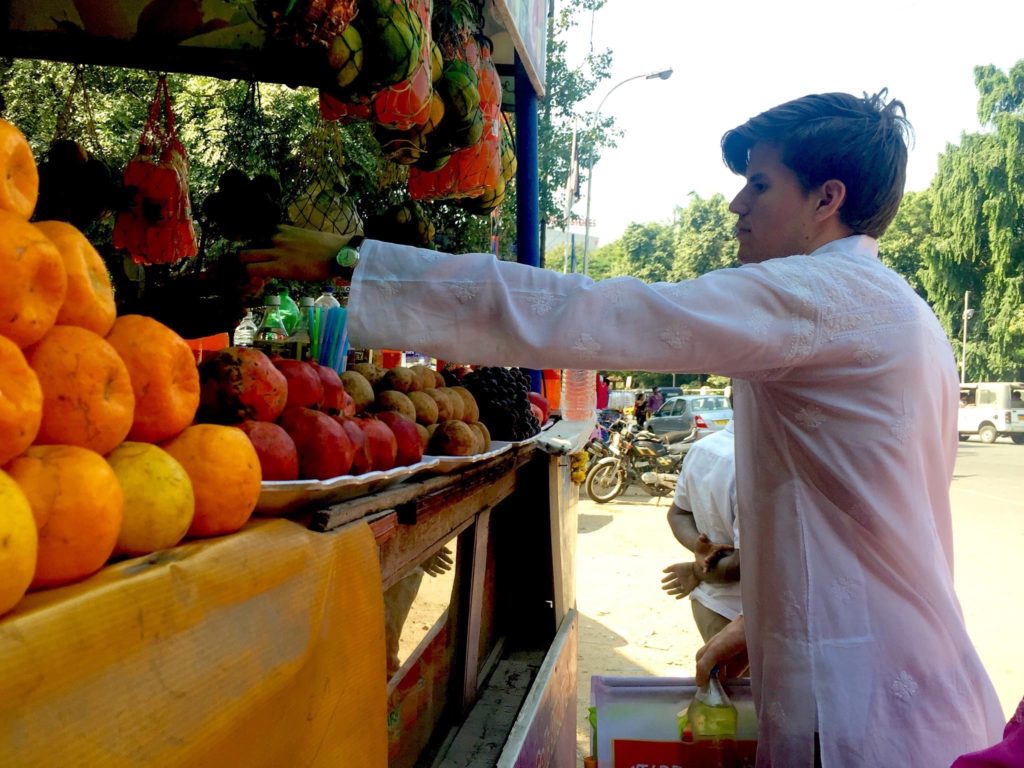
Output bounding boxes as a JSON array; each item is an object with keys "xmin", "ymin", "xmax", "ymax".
[{"xmin": 728, "ymin": 143, "xmax": 820, "ymax": 264}]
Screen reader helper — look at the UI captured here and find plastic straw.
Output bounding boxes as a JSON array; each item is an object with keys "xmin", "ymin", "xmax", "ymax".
[{"xmin": 308, "ymin": 307, "xmax": 320, "ymax": 362}]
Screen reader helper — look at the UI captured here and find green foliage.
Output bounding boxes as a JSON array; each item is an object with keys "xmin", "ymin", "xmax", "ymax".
[
  {"xmin": 670, "ymin": 193, "xmax": 738, "ymax": 281},
  {"xmin": 538, "ymin": 2, "xmax": 614, "ymax": 241},
  {"xmin": 877, "ymin": 189, "xmax": 933, "ymax": 297},
  {"xmin": 925, "ymin": 60, "xmax": 1024, "ymax": 380},
  {"xmin": 618, "ymin": 221, "xmax": 674, "ymax": 283}
]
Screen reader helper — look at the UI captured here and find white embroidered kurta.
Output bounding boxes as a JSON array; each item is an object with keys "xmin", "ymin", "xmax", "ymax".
[{"xmin": 348, "ymin": 235, "xmax": 1004, "ymax": 767}]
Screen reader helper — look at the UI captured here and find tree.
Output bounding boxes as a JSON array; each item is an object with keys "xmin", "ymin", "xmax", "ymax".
[
  {"xmin": 925, "ymin": 60, "xmax": 1024, "ymax": 380},
  {"xmin": 617, "ymin": 221, "xmax": 674, "ymax": 283},
  {"xmin": 670, "ymin": 193, "xmax": 738, "ymax": 281},
  {"xmin": 537, "ymin": 1, "xmax": 614, "ymax": 256},
  {"xmin": 877, "ymin": 189, "xmax": 933, "ymax": 297}
]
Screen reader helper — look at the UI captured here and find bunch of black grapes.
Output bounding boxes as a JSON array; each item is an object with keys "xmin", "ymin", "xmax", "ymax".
[
  {"xmin": 202, "ymin": 169, "xmax": 282, "ymax": 244},
  {"xmin": 462, "ymin": 367, "xmax": 541, "ymax": 441}
]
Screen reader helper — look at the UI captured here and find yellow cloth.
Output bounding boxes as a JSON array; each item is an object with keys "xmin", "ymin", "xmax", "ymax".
[{"xmin": 0, "ymin": 518, "xmax": 387, "ymax": 767}]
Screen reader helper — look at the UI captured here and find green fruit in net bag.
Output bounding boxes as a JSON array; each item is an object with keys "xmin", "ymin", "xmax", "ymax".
[
  {"xmin": 365, "ymin": 3, "xmax": 423, "ymax": 87},
  {"xmin": 430, "ymin": 42, "xmax": 443, "ymax": 84},
  {"xmin": 414, "ymin": 150, "xmax": 452, "ymax": 172},
  {"xmin": 452, "ymin": 109, "xmax": 484, "ymax": 148},
  {"xmin": 440, "ymin": 60, "xmax": 480, "ymax": 125},
  {"xmin": 328, "ymin": 24, "xmax": 365, "ymax": 89}
]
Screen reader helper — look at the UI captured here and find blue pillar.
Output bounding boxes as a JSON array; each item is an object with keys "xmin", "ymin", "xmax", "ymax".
[
  {"xmin": 514, "ymin": 51, "xmax": 540, "ymax": 269},
  {"xmin": 514, "ymin": 51, "xmax": 543, "ymax": 393}
]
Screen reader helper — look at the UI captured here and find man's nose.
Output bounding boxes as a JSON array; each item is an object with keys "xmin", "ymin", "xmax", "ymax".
[{"xmin": 728, "ymin": 192, "xmax": 746, "ymax": 216}]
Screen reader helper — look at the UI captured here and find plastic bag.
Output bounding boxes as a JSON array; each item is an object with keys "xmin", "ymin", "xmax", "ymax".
[{"xmin": 113, "ymin": 76, "xmax": 198, "ymax": 265}]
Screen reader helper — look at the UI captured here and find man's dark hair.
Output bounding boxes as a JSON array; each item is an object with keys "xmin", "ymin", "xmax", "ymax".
[{"xmin": 721, "ymin": 90, "xmax": 912, "ymax": 237}]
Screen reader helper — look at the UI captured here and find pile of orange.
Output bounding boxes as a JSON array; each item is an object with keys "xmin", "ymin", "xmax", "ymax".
[{"xmin": 0, "ymin": 117, "xmax": 262, "ymax": 618}]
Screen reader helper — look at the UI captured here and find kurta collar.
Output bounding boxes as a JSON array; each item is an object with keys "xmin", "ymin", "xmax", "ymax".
[{"xmin": 809, "ymin": 234, "xmax": 879, "ymax": 260}]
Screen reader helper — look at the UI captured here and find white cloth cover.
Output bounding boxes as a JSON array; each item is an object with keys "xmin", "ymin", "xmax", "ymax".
[{"xmin": 348, "ymin": 235, "xmax": 1004, "ymax": 767}]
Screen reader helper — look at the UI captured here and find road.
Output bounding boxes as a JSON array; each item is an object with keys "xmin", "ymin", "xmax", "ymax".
[{"xmin": 574, "ymin": 440, "xmax": 1024, "ymax": 761}]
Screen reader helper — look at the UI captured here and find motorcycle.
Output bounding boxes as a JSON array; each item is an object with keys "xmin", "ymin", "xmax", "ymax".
[
  {"xmin": 584, "ymin": 426, "xmax": 698, "ymax": 503},
  {"xmin": 583, "ymin": 413, "xmax": 629, "ymax": 464}
]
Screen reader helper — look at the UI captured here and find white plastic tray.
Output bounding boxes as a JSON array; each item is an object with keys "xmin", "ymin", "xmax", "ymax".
[
  {"xmin": 423, "ymin": 442, "xmax": 512, "ymax": 475},
  {"xmin": 256, "ymin": 457, "xmax": 441, "ymax": 515}
]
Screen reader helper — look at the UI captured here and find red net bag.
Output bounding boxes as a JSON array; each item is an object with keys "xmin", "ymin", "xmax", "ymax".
[
  {"xmin": 113, "ymin": 76, "xmax": 198, "ymax": 265},
  {"xmin": 409, "ymin": 38, "xmax": 501, "ymax": 201}
]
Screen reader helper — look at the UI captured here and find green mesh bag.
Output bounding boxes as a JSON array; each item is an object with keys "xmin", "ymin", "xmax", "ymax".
[{"xmin": 285, "ymin": 120, "xmax": 364, "ymax": 236}]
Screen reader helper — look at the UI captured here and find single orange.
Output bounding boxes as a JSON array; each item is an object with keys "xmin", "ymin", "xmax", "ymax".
[
  {"xmin": 34, "ymin": 220, "xmax": 117, "ymax": 336},
  {"xmin": 0, "ymin": 334, "xmax": 43, "ymax": 465},
  {"xmin": 105, "ymin": 314, "xmax": 200, "ymax": 443},
  {"xmin": 0, "ymin": 118, "xmax": 39, "ymax": 219},
  {"xmin": 161, "ymin": 424, "xmax": 262, "ymax": 538},
  {"xmin": 0, "ymin": 209, "xmax": 67, "ymax": 348},
  {"xmin": 25, "ymin": 325, "xmax": 135, "ymax": 455},
  {"xmin": 6, "ymin": 445, "xmax": 123, "ymax": 589},
  {"xmin": 0, "ymin": 469, "xmax": 37, "ymax": 614}
]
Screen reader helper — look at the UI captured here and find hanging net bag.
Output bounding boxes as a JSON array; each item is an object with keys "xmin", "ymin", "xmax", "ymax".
[
  {"xmin": 285, "ymin": 119, "xmax": 364, "ymax": 237},
  {"xmin": 113, "ymin": 75, "xmax": 198, "ymax": 265}
]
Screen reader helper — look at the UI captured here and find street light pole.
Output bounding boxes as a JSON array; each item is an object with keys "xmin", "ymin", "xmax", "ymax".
[
  {"xmin": 961, "ymin": 290, "xmax": 974, "ymax": 383},
  {"xmin": 581, "ymin": 67, "xmax": 673, "ymax": 277}
]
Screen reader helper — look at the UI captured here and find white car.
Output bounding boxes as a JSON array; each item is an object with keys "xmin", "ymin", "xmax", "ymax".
[{"xmin": 958, "ymin": 382, "xmax": 1024, "ymax": 444}]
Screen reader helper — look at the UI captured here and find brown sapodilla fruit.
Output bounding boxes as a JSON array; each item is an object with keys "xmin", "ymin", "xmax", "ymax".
[
  {"xmin": 375, "ymin": 390, "xmax": 417, "ymax": 422},
  {"xmin": 340, "ymin": 370, "xmax": 375, "ymax": 412},
  {"xmin": 407, "ymin": 390, "xmax": 439, "ymax": 425}
]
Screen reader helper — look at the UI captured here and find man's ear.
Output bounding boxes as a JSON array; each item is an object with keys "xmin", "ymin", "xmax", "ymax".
[{"xmin": 813, "ymin": 179, "xmax": 847, "ymax": 222}]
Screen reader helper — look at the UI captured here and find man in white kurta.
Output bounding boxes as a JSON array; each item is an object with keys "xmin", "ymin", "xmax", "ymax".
[
  {"xmin": 244, "ymin": 91, "xmax": 1005, "ymax": 766},
  {"xmin": 346, "ymin": 232, "xmax": 1005, "ymax": 766}
]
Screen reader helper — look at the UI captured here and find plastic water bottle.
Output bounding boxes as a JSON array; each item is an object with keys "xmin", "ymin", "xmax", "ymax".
[
  {"xmin": 283, "ymin": 296, "xmax": 315, "ymax": 360},
  {"xmin": 314, "ymin": 286, "xmax": 341, "ymax": 310},
  {"xmin": 232, "ymin": 309, "xmax": 258, "ymax": 347},
  {"xmin": 677, "ymin": 667, "xmax": 738, "ymax": 766},
  {"xmin": 561, "ymin": 369, "xmax": 597, "ymax": 420},
  {"xmin": 254, "ymin": 295, "xmax": 288, "ymax": 356}
]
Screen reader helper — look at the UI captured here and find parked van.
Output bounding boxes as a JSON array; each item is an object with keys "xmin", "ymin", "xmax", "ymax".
[{"xmin": 958, "ymin": 382, "xmax": 1024, "ymax": 444}]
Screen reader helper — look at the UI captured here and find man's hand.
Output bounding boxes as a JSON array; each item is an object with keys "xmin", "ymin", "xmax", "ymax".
[
  {"xmin": 694, "ymin": 533, "xmax": 734, "ymax": 568},
  {"xmin": 695, "ymin": 615, "xmax": 747, "ymax": 685},
  {"xmin": 421, "ymin": 546, "xmax": 453, "ymax": 577},
  {"xmin": 238, "ymin": 225, "xmax": 349, "ymax": 290},
  {"xmin": 661, "ymin": 562, "xmax": 701, "ymax": 599}
]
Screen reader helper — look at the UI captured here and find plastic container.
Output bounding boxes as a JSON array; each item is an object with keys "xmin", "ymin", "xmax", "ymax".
[
  {"xmin": 254, "ymin": 295, "xmax": 288, "ymax": 356},
  {"xmin": 561, "ymin": 369, "xmax": 596, "ymax": 420},
  {"xmin": 677, "ymin": 667, "xmax": 738, "ymax": 766},
  {"xmin": 314, "ymin": 287, "xmax": 341, "ymax": 310},
  {"xmin": 282, "ymin": 297, "xmax": 315, "ymax": 360},
  {"xmin": 232, "ymin": 310, "xmax": 257, "ymax": 347}
]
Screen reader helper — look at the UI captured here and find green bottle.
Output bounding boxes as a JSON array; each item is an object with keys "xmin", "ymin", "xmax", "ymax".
[
  {"xmin": 278, "ymin": 291, "xmax": 301, "ymax": 336},
  {"xmin": 678, "ymin": 667, "xmax": 738, "ymax": 766}
]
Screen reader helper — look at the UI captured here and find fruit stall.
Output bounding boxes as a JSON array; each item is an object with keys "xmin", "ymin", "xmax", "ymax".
[{"xmin": 0, "ymin": 1, "xmax": 587, "ymax": 766}]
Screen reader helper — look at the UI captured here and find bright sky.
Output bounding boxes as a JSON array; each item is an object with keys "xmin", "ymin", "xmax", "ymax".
[{"xmin": 564, "ymin": 0, "xmax": 1024, "ymax": 246}]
